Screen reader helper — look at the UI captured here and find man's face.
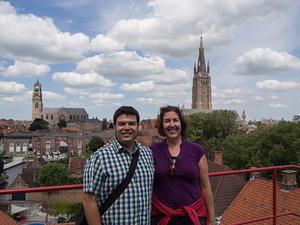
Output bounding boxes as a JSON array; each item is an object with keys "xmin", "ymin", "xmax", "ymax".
[{"xmin": 115, "ymin": 114, "xmax": 138, "ymax": 148}]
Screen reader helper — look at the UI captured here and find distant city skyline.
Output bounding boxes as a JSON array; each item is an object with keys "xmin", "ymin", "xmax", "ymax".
[{"xmin": 0, "ymin": 0, "xmax": 300, "ymax": 121}]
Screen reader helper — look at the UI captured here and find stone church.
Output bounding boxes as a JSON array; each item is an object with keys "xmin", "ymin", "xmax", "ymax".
[
  {"xmin": 32, "ymin": 80, "xmax": 101, "ymax": 131},
  {"xmin": 182, "ymin": 37, "xmax": 212, "ymax": 115}
]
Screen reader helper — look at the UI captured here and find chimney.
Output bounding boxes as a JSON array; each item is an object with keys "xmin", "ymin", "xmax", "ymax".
[
  {"xmin": 213, "ymin": 151, "xmax": 222, "ymax": 165},
  {"xmin": 281, "ymin": 170, "xmax": 297, "ymax": 188}
]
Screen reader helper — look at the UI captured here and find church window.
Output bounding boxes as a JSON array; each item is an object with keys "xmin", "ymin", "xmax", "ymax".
[
  {"xmin": 70, "ymin": 115, "xmax": 72, "ymax": 119},
  {"xmin": 35, "ymin": 102, "xmax": 38, "ymax": 108},
  {"xmin": 46, "ymin": 115, "xmax": 48, "ymax": 119},
  {"xmin": 51, "ymin": 114, "xmax": 53, "ymax": 120}
]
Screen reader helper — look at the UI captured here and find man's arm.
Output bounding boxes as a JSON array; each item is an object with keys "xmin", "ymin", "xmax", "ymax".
[{"xmin": 83, "ymin": 192, "xmax": 102, "ymax": 225}]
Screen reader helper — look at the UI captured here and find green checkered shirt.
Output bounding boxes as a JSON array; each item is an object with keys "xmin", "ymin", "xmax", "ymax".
[{"xmin": 83, "ymin": 137, "xmax": 154, "ymax": 224}]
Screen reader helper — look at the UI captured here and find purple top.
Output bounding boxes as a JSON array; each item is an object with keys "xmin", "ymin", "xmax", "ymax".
[{"xmin": 150, "ymin": 140, "xmax": 205, "ymax": 209}]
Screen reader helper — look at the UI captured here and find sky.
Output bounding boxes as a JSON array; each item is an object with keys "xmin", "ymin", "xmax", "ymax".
[{"xmin": 0, "ymin": 0, "xmax": 300, "ymax": 122}]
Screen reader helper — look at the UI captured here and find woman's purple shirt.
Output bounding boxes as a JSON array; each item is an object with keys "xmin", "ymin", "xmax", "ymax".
[{"xmin": 150, "ymin": 140, "xmax": 205, "ymax": 209}]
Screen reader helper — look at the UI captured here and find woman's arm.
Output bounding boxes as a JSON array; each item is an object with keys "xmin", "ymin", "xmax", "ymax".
[
  {"xmin": 83, "ymin": 192, "xmax": 102, "ymax": 225},
  {"xmin": 198, "ymin": 155, "xmax": 215, "ymax": 225}
]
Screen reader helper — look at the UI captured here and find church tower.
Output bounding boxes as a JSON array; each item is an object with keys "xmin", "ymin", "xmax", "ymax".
[
  {"xmin": 192, "ymin": 37, "xmax": 212, "ymax": 110},
  {"xmin": 32, "ymin": 80, "xmax": 43, "ymax": 120}
]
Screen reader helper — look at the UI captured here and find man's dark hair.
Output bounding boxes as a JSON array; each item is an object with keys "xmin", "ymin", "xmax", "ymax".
[
  {"xmin": 156, "ymin": 105, "xmax": 187, "ymax": 137},
  {"xmin": 113, "ymin": 106, "xmax": 140, "ymax": 125}
]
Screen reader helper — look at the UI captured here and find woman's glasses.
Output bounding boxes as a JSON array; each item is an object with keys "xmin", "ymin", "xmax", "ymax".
[{"xmin": 168, "ymin": 157, "xmax": 177, "ymax": 176}]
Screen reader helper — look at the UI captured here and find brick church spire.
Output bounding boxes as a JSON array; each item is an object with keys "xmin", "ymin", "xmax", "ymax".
[
  {"xmin": 197, "ymin": 36, "xmax": 206, "ymax": 73},
  {"xmin": 192, "ymin": 37, "xmax": 212, "ymax": 110}
]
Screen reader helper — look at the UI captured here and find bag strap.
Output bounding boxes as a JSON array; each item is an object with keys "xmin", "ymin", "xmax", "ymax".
[{"xmin": 99, "ymin": 149, "xmax": 140, "ymax": 215}]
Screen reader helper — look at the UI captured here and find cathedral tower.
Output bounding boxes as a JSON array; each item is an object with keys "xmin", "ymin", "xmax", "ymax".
[
  {"xmin": 192, "ymin": 37, "xmax": 212, "ymax": 110},
  {"xmin": 32, "ymin": 80, "xmax": 43, "ymax": 120}
]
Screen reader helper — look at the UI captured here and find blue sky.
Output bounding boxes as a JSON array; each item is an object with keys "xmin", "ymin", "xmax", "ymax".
[{"xmin": 0, "ymin": 0, "xmax": 300, "ymax": 121}]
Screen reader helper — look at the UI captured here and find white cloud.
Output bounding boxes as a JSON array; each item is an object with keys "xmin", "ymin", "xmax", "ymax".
[
  {"xmin": 89, "ymin": 92, "xmax": 124, "ymax": 100},
  {"xmin": 0, "ymin": 81, "xmax": 26, "ymax": 96},
  {"xmin": 232, "ymin": 48, "xmax": 300, "ymax": 75},
  {"xmin": 52, "ymin": 71, "xmax": 115, "ymax": 89},
  {"xmin": 254, "ymin": 96, "xmax": 264, "ymax": 103},
  {"xmin": 223, "ymin": 99, "xmax": 246, "ymax": 104},
  {"xmin": 64, "ymin": 88, "xmax": 90, "ymax": 95},
  {"xmin": 120, "ymin": 81, "xmax": 154, "ymax": 92},
  {"xmin": 43, "ymin": 91, "xmax": 67, "ymax": 101},
  {"xmin": 90, "ymin": 34, "xmax": 124, "ymax": 52},
  {"xmin": 214, "ymin": 88, "xmax": 251, "ymax": 99},
  {"xmin": 76, "ymin": 51, "xmax": 189, "ymax": 83},
  {"xmin": 99, "ymin": 0, "xmax": 297, "ymax": 58},
  {"xmin": 269, "ymin": 103, "xmax": 288, "ymax": 108},
  {"xmin": 1, "ymin": 61, "xmax": 50, "ymax": 77},
  {"xmin": 76, "ymin": 51, "xmax": 165, "ymax": 79},
  {"xmin": 270, "ymin": 95, "xmax": 278, "ymax": 100},
  {"xmin": 0, "ymin": 1, "xmax": 89, "ymax": 64},
  {"xmin": 256, "ymin": 80, "xmax": 298, "ymax": 91}
]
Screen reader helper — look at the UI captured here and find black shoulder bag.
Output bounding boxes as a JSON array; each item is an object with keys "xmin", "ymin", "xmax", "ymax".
[{"xmin": 75, "ymin": 150, "xmax": 140, "ymax": 225}]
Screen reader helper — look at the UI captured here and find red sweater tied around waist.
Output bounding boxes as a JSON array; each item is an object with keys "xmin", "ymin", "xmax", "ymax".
[{"xmin": 151, "ymin": 194, "xmax": 209, "ymax": 225}]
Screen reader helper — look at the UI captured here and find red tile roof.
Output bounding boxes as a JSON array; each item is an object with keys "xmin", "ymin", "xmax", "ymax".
[
  {"xmin": 208, "ymin": 161, "xmax": 246, "ymax": 216},
  {"xmin": 221, "ymin": 179, "xmax": 300, "ymax": 225},
  {"xmin": 0, "ymin": 210, "xmax": 19, "ymax": 225}
]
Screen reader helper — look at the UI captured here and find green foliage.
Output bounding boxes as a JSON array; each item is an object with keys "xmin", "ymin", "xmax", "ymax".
[
  {"xmin": 186, "ymin": 110, "xmax": 239, "ymax": 150},
  {"xmin": 55, "ymin": 157, "xmax": 69, "ymax": 166},
  {"xmin": 29, "ymin": 118, "xmax": 49, "ymax": 131},
  {"xmin": 42, "ymin": 202, "xmax": 82, "ymax": 222},
  {"xmin": 101, "ymin": 118, "xmax": 108, "ymax": 130},
  {"xmin": 221, "ymin": 120, "xmax": 300, "ymax": 183},
  {"xmin": 88, "ymin": 136, "xmax": 104, "ymax": 153},
  {"xmin": 57, "ymin": 119, "xmax": 67, "ymax": 129},
  {"xmin": 186, "ymin": 111, "xmax": 300, "ymax": 183},
  {"xmin": 37, "ymin": 162, "xmax": 70, "ymax": 187},
  {"xmin": 68, "ymin": 176, "xmax": 83, "ymax": 184}
]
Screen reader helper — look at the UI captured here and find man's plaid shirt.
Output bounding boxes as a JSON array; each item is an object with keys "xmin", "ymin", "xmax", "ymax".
[{"xmin": 83, "ymin": 137, "xmax": 154, "ymax": 225}]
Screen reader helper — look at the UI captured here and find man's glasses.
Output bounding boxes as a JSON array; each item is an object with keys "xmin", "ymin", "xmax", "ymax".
[{"xmin": 168, "ymin": 157, "xmax": 177, "ymax": 176}]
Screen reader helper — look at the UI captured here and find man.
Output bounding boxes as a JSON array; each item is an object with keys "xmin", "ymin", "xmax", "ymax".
[{"xmin": 83, "ymin": 106, "xmax": 154, "ymax": 225}]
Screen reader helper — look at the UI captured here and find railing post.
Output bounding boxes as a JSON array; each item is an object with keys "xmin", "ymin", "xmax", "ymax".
[{"xmin": 273, "ymin": 169, "xmax": 277, "ymax": 225}]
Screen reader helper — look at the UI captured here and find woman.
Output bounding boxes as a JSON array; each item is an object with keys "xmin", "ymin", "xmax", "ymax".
[{"xmin": 150, "ymin": 105, "xmax": 215, "ymax": 225}]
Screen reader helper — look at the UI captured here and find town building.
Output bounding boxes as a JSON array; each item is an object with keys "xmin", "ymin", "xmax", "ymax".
[
  {"xmin": 2, "ymin": 131, "xmax": 88, "ymax": 156},
  {"xmin": 32, "ymin": 80, "xmax": 101, "ymax": 131}
]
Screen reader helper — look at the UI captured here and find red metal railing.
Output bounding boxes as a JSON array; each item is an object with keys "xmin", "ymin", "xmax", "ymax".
[{"xmin": 0, "ymin": 165, "xmax": 299, "ymax": 224}]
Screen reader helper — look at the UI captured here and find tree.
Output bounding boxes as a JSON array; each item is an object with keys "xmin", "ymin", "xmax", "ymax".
[
  {"xmin": 29, "ymin": 119, "xmax": 49, "ymax": 131},
  {"xmin": 42, "ymin": 202, "xmax": 82, "ymax": 222},
  {"xmin": 186, "ymin": 110, "xmax": 239, "ymax": 150},
  {"xmin": 37, "ymin": 163, "xmax": 70, "ymax": 187},
  {"xmin": 57, "ymin": 119, "xmax": 67, "ymax": 129},
  {"xmin": 88, "ymin": 136, "xmax": 105, "ymax": 153},
  {"xmin": 220, "ymin": 120, "xmax": 300, "ymax": 183},
  {"xmin": 101, "ymin": 118, "xmax": 108, "ymax": 130}
]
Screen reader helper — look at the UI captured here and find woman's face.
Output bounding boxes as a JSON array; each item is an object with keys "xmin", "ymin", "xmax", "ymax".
[{"xmin": 162, "ymin": 111, "xmax": 181, "ymax": 140}]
